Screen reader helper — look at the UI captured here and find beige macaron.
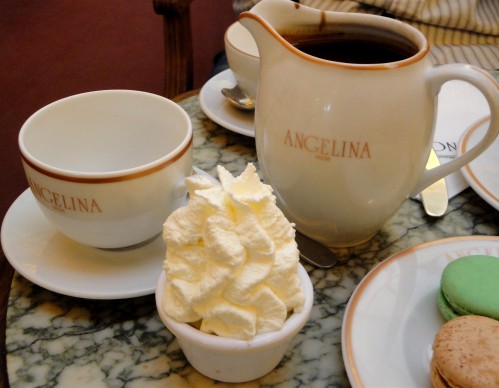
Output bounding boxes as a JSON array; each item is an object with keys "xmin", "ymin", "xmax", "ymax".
[{"xmin": 431, "ymin": 315, "xmax": 499, "ymax": 387}]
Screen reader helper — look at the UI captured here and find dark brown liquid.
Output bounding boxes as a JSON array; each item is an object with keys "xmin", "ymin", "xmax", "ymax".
[{"xmin": 288, "ymin": 33, "xmax": 418, "ymax": 64}]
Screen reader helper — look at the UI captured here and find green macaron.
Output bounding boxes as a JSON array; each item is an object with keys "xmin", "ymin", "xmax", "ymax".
[
  {"xmin": 438, "ymin": 255, "xmax": 499, "ymax": 321},
  {"xmin": 437, "ymin": 289, "xmax": 459, "ymax": 321}
]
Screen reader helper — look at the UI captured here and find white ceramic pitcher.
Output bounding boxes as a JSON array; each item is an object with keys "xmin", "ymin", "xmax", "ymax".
[{"xmin": 239, "ymin": 0, "xmax": 499, "ymax": 247}]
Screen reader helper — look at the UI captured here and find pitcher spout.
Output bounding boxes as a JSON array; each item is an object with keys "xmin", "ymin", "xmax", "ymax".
[
  {"xmin": 237, "ymin": 2, "xmax": 284, "ymax": 62},
  {"xmin": 238, "ymin": 0, "xmax": 327, "ymax": 64}
]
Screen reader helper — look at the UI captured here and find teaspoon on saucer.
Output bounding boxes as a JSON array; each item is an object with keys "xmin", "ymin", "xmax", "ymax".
[{"xmin": 221, "ymin": 85, "xmax": 255, "ymax": 111}]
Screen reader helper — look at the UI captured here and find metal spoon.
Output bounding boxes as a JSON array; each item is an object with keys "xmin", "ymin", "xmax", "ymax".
[
  {"xmin": 420, "ymin": 149, "xmax": 448, "ymax": 217},
  {"xmin": 221, "ymin": 85, "xmax": 255, "ymax": 111},
  {"xmin": 296, "ymin": 231, "xmax": 338, "ymax": 269}
]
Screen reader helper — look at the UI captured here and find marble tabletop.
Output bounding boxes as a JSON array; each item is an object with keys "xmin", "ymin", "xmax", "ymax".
[{"xmin": 5, "ymin": 92, "xmax": 499, "ymax": 387}]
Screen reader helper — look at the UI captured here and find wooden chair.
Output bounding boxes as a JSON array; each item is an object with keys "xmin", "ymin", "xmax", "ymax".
[
  {"xmin": 153, "ymin": 0, "xmax": 195, "ymax": 98},
  {"xmin": 153, "ymin": 0, "xmax": 235, "ymax": 98}
]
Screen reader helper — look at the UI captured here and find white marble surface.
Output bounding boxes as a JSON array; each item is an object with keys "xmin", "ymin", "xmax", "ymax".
[{"xmin": 6, "ymin": 93, "xmax": 499, "ymax": 387}]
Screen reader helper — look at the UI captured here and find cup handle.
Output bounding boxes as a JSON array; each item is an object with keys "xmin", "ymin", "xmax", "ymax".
[{"xmin": 410, "ymin": 64, "xmax": 499, "ymax": 197}]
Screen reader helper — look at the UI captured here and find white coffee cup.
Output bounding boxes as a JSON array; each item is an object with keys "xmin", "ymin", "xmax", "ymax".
[
  {"xmin": 224, "ymin": 21, "xmax": 259, "ymax": 100},
  {"xmin": 19, "ymin": 90, "xmax": 193, "ymax": 249}
]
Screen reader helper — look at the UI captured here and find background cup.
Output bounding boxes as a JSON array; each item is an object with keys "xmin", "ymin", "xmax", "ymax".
[
  {"xmin": 155, "ymin": 263, "xmax": 313, "ymax": 383},
  {"xmin": 224, "ymin": 21, "xmax": 259, "ymax": 101},
  {"xmin": 19, "ymin": 90, "xmax": 193, "ymax": 249}
]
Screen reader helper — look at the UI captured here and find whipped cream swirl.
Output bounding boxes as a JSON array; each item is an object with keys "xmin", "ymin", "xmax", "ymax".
[{"xmin": 162, "ymin": 164, "xmax": 304, "ymax": 340}]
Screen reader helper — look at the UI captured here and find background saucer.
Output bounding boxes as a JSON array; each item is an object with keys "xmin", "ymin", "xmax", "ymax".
[
  {"xmin": 458, "ymin": 116, "xmax": 499, "ymax": 210},
  {"xmin": 199, "ymin": 69, "xmax": 254, "ymax": 137},
  {"xmin": 1, "ymin": 189, "xmax": 165, "ymax": 299}
]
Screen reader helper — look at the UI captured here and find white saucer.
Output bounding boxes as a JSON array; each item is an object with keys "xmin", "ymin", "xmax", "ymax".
[
  {"xmin": 458, "ymin": 116, "xmax": 499, "ymax": 210},
  {"xmin": 0, "ymin": 189, "xmax": 165, "ymax": 299},
  {"xmin": 199, "ymin": 69, "xmax": 255, "ymax": 137},
  {"xmin": 341, "ymin": 236, "xmax": 499, "ymax": 388}
]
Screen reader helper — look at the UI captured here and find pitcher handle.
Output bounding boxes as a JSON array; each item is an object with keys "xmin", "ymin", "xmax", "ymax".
[{"xmin": 410, "ymin": 64, "xmax": 499, "ymax": 197}]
